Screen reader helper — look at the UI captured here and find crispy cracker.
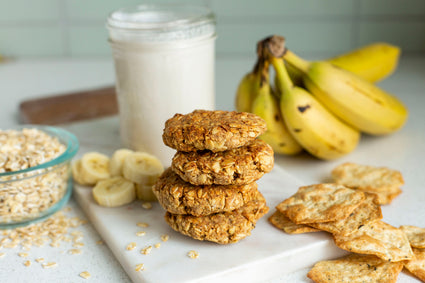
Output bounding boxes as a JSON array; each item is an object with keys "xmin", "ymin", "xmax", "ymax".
[
  {"xmin": 404, "ymin": 248, "xmax": 425, "ymax": 282},
  {"xmin": 307, "ymin": 253, "xmax": 404, "ymax": 283},
  {"xmin": 369, "ymin": 186, "xmax": 402, "ymax": 205},
  {"xmin": 333, "ymin": 220, "xmax": 414, "ymax": 262},
  {"xmin": 332, "ymin": 162, "xmax": 404, "ymax": 205},
  {"xmin": 309, "ymin": 193, "xmax": 382, "ymax": 236},
  {"xmin": 400, "ymin": 225, "xmax": 425, "ymax": 249},
  {"xmin": 276, "ymin": 183, "xmax": 365, "ymax": 225},
  {"xmin": 268, "ymin": 210, "xmax": 320, "ymax": 234}
]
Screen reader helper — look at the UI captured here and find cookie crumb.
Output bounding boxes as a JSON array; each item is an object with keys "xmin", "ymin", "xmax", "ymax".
[
  {"xmin": 136, "ymin": 231, "xmax": 146, "ymax": 237},
  {"xmin": 135, "ymin": 263, "xmax": 145, "ymax": 272},
  {"xmin": 160, "ymin": 234, "xmax": 169, "ymax": 242},
  {"xmin": 142, "ymin": 202, "xmax": 152, "ymax": 210},
  {"xmin": 24, "ymin": 260, "xmax": 31, "ymax": 267},
  {"xmin": 187, "ymin": 250, "xmax": 199, "ymax": 259},
  {"xmin": 154, "ymin": 243, "xmax": 161, "ymax": 249},
  {"xmin": 126, "ymin": 242, "xmax": 137, "ymax": 251},
  {"xmin": 141, "ymin": 246, "xmax": 152, "ymax": 255},
  {"xmin": 137, "ymin": 222, "xmax": 149, "ymax": 228}
]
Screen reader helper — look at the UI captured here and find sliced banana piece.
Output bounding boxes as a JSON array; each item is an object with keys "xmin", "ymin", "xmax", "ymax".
[
  {"xmin": 122, "ymin": 152, "xmax": 164, "ymax": 185},
  {"xmin": 71, "ymin": 159, "xmax": 88, "ymax": 186},
  {"xmin": 109, "ymin": 148, "xmax": 134, "ymax": 177},
  {"xmin": 135, "ymin": 183, "xmax": 157, "ymax": 202},
  {"xmin": 92, "ymin": 177, "xmax": 136, "ymax": 207},
  {"xmin": 80, "ymin": 152, "xmax": 111, "ymax": 185}
]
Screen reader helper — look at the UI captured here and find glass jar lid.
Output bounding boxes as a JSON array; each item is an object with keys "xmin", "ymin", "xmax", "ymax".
[{"xmin": 107, "ymin": 4, "xmax": 216, "ymax": 42}]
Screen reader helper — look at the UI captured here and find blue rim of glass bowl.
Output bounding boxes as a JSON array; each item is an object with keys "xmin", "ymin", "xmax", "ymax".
[{"xmin": 0, "ymin": 125, "xmax": 79, "ymax": 229}]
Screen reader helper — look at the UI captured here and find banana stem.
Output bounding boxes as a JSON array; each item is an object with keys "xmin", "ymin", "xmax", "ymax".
[
  {"xmin": 270, "ymin": 56, "xmax": 293, "ymax": 94},
  {"xmin": 284, "ymin": 50, "xmax": 310, "ymax": 74}
]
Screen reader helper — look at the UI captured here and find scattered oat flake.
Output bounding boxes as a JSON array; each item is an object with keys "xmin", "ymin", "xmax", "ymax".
[
  {"xmin": 18, "ymin": 252, "xmax": 29, "ymax": 258},
  {"xmin": 137, "ymin": 222, "xmax": 149, "ymax": 228},
  {"xmin": 187, "ymin": 250, "xmax": 199, "ymax": 259},
  {"xmin": 69, "ymin": 249, "xmax": 82, "ymax": 255},
  {"xmin": 141, "ymin": 246, "xmax": 152, "ymax": 255},
  {"xmin": 135, "ymin": 263, "xmax": 144, "ymax": 272},
  {"xmin": 24, "ymin": 260, "xmax": 31, "ymax": 267},
  {"xmin": 126, "ymin": 242, "xmax": 137, "ymax": 251},
  {"xmin": 0, "ymin": 252, "xmax": 5, "ymax": 258},
  {"xmin": 73, "ymin": 242, "xmax": 84, "ymax": 248},
  {"xmin": 42, "ymin": 262, "xmax": 58, "ymax": 269},
  {"xmin": 161, "ymin": 234, "xmax": 169, "ymax": 242},
  {"xmin": 35, "ymin": 258, "xmax": 44, "ymax": 263},
  {"xmin": 142, "ymin": 202, "xmax": 152, "ymax": 209},
  {"xmin": 63, "ymin": 207, "xmax": 72, "ymax": 212},
  {"xmin": 154, "ymin": 243, "xmax": 161, "ymax": 249},
  {"xmin": 96, "ymin": 240, "xmax": 104, "ymax": 245},
  {"xmin": 136, "ymin": 231, "xmax": 146, "ymax": 237},
  {"xmin": 79, "ymin": 271, "xmax": 91, "ymax": 279}
]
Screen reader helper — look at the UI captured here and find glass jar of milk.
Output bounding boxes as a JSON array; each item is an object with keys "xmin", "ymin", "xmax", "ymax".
[{"xmin": 107, "ymin": 4, "xmax": 216, "ymax": 166}]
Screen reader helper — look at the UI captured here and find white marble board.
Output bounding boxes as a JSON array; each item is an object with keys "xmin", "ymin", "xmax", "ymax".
[{"xmin": 74, "ymin": 159, "xmax": 346, "ymax": 283}]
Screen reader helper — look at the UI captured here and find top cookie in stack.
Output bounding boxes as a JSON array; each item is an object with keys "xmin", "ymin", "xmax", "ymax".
[
  {"xmin": 156, "ymin": 110, "xmax": 274, "ymax": 244},
  {"xmin": 164, "ymin": 110, "xmax": 274, "ymax": 185}
]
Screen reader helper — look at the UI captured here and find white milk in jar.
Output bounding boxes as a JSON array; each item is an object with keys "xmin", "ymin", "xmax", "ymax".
[{"xmin": 107, "ymin": 4, "xmax": 216, "ymax": 165}]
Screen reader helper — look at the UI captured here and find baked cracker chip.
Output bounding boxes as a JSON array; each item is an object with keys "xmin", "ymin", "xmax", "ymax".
[
  {"xmin": 400, "ymin": 225, "xmax": 425, "ymax": 248},
  {"xmin": 268, "ymin": 210, "xmax": 320, "ymax": 234},
  {"xmin": 333, "ymin": 220, "xmax": 414, "ymax": 262},
  {"xmin": 309, "ymin": 193, "xmax": 382, "ymax": 236},
  {"xmin": 331, "ymin": 162, "xmax": 404, "ymax": 205},
  {"xmin": 404, "ymin": 248, "xmax": 425, "ymax": 282},
  {"xmin": 369, "ymin": 186, "xmax": 402, "ymax": 205},
  {"xmin": 307, "ymin": 253, "xmax": 404, "ymax": 283},
  {"xmin": 276, "ymin": 183, "xmax": 365, "ymax": 225}
]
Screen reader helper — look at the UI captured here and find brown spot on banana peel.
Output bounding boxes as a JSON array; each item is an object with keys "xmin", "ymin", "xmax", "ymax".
[
  {"xmin": 293, "ymin": 129, "xmax": 302, "ymax": 133},
  {"xmin": 297, "ymin": 105, "xmax": 311, "ymax": 113}
]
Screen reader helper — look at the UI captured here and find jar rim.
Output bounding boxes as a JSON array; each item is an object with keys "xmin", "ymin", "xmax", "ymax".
[{"xmin": 107, "ymin": 3, "xmax": 215, "ymax": 32}]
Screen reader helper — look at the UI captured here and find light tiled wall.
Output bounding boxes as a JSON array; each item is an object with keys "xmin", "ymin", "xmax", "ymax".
[{"xmin": 0, "ymin": 0, "xmax": 424, "ymax": 58}]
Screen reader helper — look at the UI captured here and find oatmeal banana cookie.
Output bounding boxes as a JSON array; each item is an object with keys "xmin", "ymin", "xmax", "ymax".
[
  {"xmin": 164, "ymin": 191, "xmax": 269, "ymax": 244},
  {"xmin": 153, "ymin": 168, "xmax": 260, "ymax": 216},
  {"xmin": 171, "ymin": 139, "xmax": 274, "ymax": 185},
  {"xmin": 162, "ymin": 110, "xmax": 267, "ymax": 152}
]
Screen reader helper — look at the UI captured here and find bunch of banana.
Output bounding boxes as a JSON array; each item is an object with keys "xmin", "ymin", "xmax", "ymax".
[
  {"xmin": 235, "ymin": 35, "xmax": 408, "ymax": 160},
  {"xmin": 72, "ymin": 149, "xmax": 164, "ymax": 207}
]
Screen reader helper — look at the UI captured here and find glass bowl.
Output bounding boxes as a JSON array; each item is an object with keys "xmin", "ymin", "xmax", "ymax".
[{"xmin": 0, "ymin": 125, "xmax": 79, "ymax": 229}]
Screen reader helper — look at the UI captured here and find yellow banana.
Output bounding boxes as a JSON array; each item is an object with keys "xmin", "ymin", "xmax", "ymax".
[
  {"xmin": 287, "ymin": 43, "xmax": 400, "ymax": 84},
  {"xmin": 251, "ymin": 61, "xmax": 303, "ymax": 155},
  {"xmin": 264, "ymin": 37, "xmax": 360, "ymax": 160},
  {"xmin": 328, "ymin": 43, "xmax": 400, "ymax": 83},
  {"xmin": 235, "ymin": 70, "xmax": 260, "ymax": 112},
  {"xmin": 284, "ymin": 49, "xmax": 408, "ymax": 135}
]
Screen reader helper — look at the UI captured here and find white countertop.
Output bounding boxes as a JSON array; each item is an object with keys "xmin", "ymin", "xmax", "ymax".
[{"xmin": 0, "ymin": 55, "xmax": 424, "ymax": 282}]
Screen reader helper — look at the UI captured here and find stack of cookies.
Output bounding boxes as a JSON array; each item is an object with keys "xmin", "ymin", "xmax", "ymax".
[{"xmin": 153, "ymin": 110, "xmax": 274, "ymax": 244}]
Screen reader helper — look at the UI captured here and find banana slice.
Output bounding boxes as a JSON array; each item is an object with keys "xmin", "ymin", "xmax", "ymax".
[
  {"xmin": 109, "ymin": 148, "xmax": 134, "ymax": 177},
  {"xmin": 122, "ymin": 152, "xmax": 164, "ymax": 185},
  {"xmin": 135, "ymin": 183, "xmax": 157, "ymax": 202},
  {"xmin": 80, "ymin": 152, "xmax": 111, "ymax": 185},
  {"xmin": 92, "ymin": 177, "xmax": 136, "ymax": 207},
  {"xmin": 71, "ymin": 159, "xmax": 88, "ymax": 186}
]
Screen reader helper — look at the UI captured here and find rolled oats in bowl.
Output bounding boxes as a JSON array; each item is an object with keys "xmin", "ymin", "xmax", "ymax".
[{"xmin": 0, "ymin": 126, "xmax": 79, "ymax": 228}]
